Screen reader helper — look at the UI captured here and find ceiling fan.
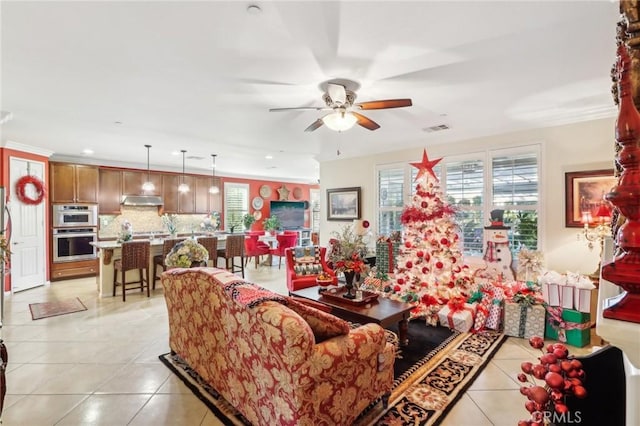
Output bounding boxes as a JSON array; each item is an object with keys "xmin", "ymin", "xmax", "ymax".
[{"xmin": 269, "ymin": 79, "xmax": 412, "ymax": 132}]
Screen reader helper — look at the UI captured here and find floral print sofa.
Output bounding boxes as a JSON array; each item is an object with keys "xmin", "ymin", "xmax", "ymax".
[{"xmin": 161, "ymin": 267, "xmax": 395, "ymax": 426}]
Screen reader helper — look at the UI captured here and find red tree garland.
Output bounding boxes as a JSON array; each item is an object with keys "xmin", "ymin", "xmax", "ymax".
[{"xmin": 15, "ymin": 175, "xmax": 46, "ymax": 205}]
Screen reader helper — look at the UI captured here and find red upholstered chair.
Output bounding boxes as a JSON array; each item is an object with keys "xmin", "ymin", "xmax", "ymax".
[
  {"xmin": 285, "ymin": 246, "xmax": 337, "ymax": 293},
  {"xmin": 270, "ymin": 233, "xmax": 298, "ymax": 269},
  {"xmin": 244, "ymin": 234, "xmax": 270, "ymax": 268}
]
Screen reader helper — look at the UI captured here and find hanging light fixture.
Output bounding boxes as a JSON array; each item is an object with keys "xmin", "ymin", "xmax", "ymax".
[
  {"xmin": 322, "ymin": 108, "xmax": 357, "ymax": 132},
  {"xmin": 178, "ymin": 149, "xmax": 190, "ymax": 193},
  {"xmin": 209, "ymin": 154, "xmax": 220, "ymax": 194},
  {"xmin": 141, "ymin": 144, "xmax": 155, "ymax": 192}
]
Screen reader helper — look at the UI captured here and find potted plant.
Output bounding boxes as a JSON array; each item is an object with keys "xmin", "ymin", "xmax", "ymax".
[
  {"xmin": 263, "ymin": 216, "xmax": 281, "ymax": 235},
  {"xmin": 243, "ymin": 213, "xmax": 256, "ymax": 231}
]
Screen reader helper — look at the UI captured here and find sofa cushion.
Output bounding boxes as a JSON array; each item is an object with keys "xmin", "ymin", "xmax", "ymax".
[{"xmin": 285, "ymin": 297, "xmax": 350, "ymax": 343}]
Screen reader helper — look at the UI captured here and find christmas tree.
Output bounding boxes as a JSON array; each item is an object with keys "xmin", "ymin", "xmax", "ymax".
[{"xmin": 390, "ymin": 149, "xmax": 472, "ymax": 326}]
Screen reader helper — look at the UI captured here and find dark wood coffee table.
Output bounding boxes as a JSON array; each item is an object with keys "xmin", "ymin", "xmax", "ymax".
[{"xmin": 291, "ymin": 286, "xmax": 414, "ymax": 346}]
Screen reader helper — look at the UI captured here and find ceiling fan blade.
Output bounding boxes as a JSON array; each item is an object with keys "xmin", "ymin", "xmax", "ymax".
[
  {"xmin": 355, "ymin": 98, "xmax": 413, "ymax": 110},
  {"xmin": 327, "ymin": 83, "xmax": 347, "ymax": 104},
  {"xmin": 269, "ymin": 106, "xmax": 327, "ymax": 112},
  {"xmin": 352, "ymin": 112, "xmax": 380, "ymax": 131},
  {"xmin": 304, "ymin": 119, "xmax": 324, "ymax": 132}
]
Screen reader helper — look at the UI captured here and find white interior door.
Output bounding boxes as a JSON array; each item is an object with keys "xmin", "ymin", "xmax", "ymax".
[{"xmin": 9, "ymin": 157, "xmax": 46, "ymax": 292}]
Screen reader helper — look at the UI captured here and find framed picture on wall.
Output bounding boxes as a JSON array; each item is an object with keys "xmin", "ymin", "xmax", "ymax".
[
  {"xmin": 327, "ymin": 187, "xmax": 361, "ymax": 221},
  {"xmin": 565, "ymin": 169, "xmax": 617, "ymax": 227}
]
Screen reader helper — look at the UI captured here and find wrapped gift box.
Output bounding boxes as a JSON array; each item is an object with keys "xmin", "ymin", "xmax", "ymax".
[
  {"xmin": 574, "ymin": 288, "xmax": 597, "ymax": 314},
  {"xmin": 545, "ymin": 308, "xmax": 591, "ymax": 348},
  {"xmin": 503, "ymin": 302, "xmax": 546, "ymax": 339},
  {"xmin": 438, "ymin": 303, "xmax": 477, "ymax": 333},
  {"xmin": 375, "ymin": 240, "xmax": 401, "ymax": 274}
]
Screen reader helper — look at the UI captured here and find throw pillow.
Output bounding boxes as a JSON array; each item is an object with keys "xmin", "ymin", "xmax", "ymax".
[{"xmin": 285, "ymin": 297, "xmax": 350, "ymax": 343}]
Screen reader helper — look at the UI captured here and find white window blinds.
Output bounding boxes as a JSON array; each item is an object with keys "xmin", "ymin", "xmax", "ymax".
[{"xmin": 224, "ymin": 182, "xmax": 249, "ymax": 232}]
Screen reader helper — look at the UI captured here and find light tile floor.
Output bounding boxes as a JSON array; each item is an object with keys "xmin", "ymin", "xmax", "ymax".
[{"xmin": 1, "ymin": 263, "xmax": 599, "ymax": 425}]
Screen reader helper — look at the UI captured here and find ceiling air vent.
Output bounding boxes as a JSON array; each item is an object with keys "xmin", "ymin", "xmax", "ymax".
[{"xmin": 423, "ymin": 124, "xmax": 450, "ymax": 133}]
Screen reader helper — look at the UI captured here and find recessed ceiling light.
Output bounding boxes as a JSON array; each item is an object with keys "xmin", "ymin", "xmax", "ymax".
[
  {"xmin": 247, "ymin": 4, "xmax": 262, "ymax": 14},
  {"xmin": 82, "ymin": 149, "xmax": 94, "ymax": 155},
  {"xmin": 171, "ymin": 151, "xmax": 181, "ymax": 156},
  {"xmin": 265, "ymin": 155, "xmax": 273, "ymax": 160},
  {"xmin": 114, "ymin": 121, "xmax": 123, "ymax": 125}
]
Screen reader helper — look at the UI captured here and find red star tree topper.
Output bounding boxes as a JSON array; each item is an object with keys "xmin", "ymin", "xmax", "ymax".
[{"xmin": 391, "ymin": 149, "xmax": 473, "ymax": 326}]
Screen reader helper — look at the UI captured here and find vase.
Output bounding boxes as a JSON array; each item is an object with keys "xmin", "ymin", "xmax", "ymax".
[{"xmin": 343, "ymin": 270, "xmax": 356, "ymax": 299}]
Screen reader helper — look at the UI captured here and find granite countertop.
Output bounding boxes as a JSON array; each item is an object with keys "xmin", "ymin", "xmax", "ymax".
[{"xmin": 92, "ymin": 233, "xmax": 230, "ymax": 249}]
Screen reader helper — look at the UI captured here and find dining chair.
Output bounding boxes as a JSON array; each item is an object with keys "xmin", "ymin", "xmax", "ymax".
[
  {"xmin": 113, "ymin": 240, "xmax": 151, "ymax": 301},
  {"xmin": 244, "ymin": 234, "xmax": 270, "ymax": 268},
  {"xmin": 197, "ymin": 236, "xmax": 218, "ymax": 267},
  {"xmin": 271, "ymin": 233, "xmax": 298, "ymax": 269},
  {"xmin": 153, "ymin": 238, "xmax": 184, "ymax": 288},
  {"xmin": 217, "ymin": 234, "xmax": 245, "ymax": 277}
]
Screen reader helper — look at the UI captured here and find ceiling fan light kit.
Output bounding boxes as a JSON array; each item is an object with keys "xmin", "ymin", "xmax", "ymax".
[
  {"xmin": 270, "ymin": 79, "xmax": 412, "ymax": 133},
  {"xmin": 322, "ymin": 110, "xmax": 357, "ymax": 132}
]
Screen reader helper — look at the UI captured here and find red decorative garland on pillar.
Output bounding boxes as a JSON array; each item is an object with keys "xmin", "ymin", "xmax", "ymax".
[{"xmin": 15, "ymin": 175, "xmax": 46, "ymax": 205}]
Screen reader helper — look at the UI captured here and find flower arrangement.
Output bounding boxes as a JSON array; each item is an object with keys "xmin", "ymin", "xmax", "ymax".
[
  {"xmin": 118, "ymin": 220, "xmax": 133, "ymax": 242},
  {"xmin": 165, "ymin": 238, "xmax": 209, "ymax": 268},
  {"xmin": 200, "ymin": 211, "xmax": 220, "ymax": 232},
  {"xmin": 162, "ymin": 213, "xmax": 179, "ymax": 235},
  {"xmin": 0, "ymin": 236, "xmax": 10, "ymax": 265},
  {"xmin": 517, "ymin": 336, "xmax": 587, "ymax": 426},
  {"xmin": 328, "ymin": 225, "xmax": 368, "ymax": 274}
]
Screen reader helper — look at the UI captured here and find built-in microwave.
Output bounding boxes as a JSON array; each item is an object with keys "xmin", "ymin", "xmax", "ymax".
[{"xmin": 52, "ymin": 204, "xmax": 97, "ymax": 228}]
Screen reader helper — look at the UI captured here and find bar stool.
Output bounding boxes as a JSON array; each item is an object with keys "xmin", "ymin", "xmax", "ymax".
[
  {"xmin": 113, "ymin": 240, "xmax": 151, "ymax": 301},
  {"xmin": 153, "ymin": 238, "xmax": 184, "ymax": 288},
  {"xmin": 217, "ymin": 234, "xmax": 245, "ymax": 277},
  {"xmin": 197, "ymin": 236, "xmax": 218, "ymax": 267}
]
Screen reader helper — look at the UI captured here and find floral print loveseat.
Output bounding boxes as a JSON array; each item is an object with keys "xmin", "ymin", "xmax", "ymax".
[{"xmin": 161, "ymin": 267, "xmax": 395, "ymax": 425}]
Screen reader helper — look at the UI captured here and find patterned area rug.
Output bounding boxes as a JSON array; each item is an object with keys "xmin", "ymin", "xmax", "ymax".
[
  {"xmin": 29, "ymin": 297, "xmax": 87, "ymax": 320},
  {"xmin": 159, "ymin": 321, "xmax": 505, "ymax": 425}
]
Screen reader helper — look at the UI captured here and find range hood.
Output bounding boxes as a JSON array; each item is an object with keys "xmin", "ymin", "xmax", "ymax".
[{"xmin": 121, "ymin": 195, "xmax": 164, "ymax": 206}]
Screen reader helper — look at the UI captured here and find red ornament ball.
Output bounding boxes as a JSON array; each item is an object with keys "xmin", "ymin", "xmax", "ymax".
[
  {"xmin": 416, "ymin": 251, "xmax": 424, "ymax": 258},
  {"xmin": 436, "ymin": 261, "xmax": 444, "ymax": 269},
  {"xmin": 362, "ymin": 220, "xmax": 370, "ymax": 228},
  {"xmin": 421, "ymin": 201, "xmax": 428, "ymax": 208},
  {"xmin": 447, "ymin": 281, "xmax": 455, "ymax": 288},
  {"xmin": 421, "ymin": 267, "xmax": 429, "ymax": 274},
  {"xmin": 424, "ymin": 253, "xmax": 430, "ymax": 261},
  {"xmin": 404, "ymin": 241, "xmax": 412, "ymax": 248},
  {"xmin": 397, "ymin": 278, "xmax": 404, "ymax": 285},
  {"xmin": 440, "ymin": 238, "xmax": 450, "ymax": 245},
  {"xmin": 451, "ymin": 257, "xmax": 456, "ymax": 263},
  {"xmin": 393, "ymin": 285, "xmax": 401, "ymax": 292},
  {"xmin": 406, "ymin": 261, "xmax": 413, "ymax": 268}
]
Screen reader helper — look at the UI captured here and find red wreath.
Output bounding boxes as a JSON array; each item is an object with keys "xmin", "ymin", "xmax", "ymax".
[{"xmin": 15, "ymin": 175, "xmax": 46, "ymax": 205}]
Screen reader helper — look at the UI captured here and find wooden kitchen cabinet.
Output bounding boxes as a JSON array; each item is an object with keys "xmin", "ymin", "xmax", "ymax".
[
  {"xmin": 194, "ymin": 176, "xmax": 211, "ymax": 214},
  {"xmin": 178, "ymin": 175, "xmax": 195, "ymax": 213},
  {"xmin": 162, "ymin": 174, "xmax": 180, "ymax": 213},
  {"xmin": 51, "ymin": 259, "xmax": 99, "ymax": 281},
  {"xmin": 50, "ymin": 163, "xmax": 99, "ymax": 204},
  {"xmin": 122, "ymin": 170, "xmax": 163, "ymax": 196},
  {"xmin": 98, "ymin": 169, "xmax": 122, "ymax": 214}
]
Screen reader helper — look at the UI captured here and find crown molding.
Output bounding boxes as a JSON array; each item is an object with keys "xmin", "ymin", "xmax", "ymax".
[{"xmin": 1, "ymin": 140, "xmax": 54, "ymax": 158}]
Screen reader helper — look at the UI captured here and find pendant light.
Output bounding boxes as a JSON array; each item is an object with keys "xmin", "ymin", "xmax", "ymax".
[
  {"xmin": 178, "ymin": 149, "xmax": 190, "ymax": 193},
  {"xmin": 141, "ymin": 144, "xmax": 155, "ymax": 192},
  {"xmin": 209, "ymin": 154, "xmax": 220, "ymax": 194}
]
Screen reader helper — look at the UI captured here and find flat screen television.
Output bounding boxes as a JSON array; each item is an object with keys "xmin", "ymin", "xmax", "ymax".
[{"xmin": 269, "ymin": 201, "xmax": 305, "ymax": 230}]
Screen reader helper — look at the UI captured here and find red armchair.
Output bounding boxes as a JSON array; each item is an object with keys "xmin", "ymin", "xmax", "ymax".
[
  {"xmin": 244, "ymin": 234, "xmax": 270, "ymax": 268},
  {"xmin": 271, "ymin": 233, "xmax": 298, "ymax": 269},
  {"xmin": 285, "ymin": 246, "xmax": 337, "ymax": 293}
]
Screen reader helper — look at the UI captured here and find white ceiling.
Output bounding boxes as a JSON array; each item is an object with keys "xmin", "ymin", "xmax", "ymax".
[{"xmin": 0, "ymin": 1, "xmax": 620, "ymax": 183}]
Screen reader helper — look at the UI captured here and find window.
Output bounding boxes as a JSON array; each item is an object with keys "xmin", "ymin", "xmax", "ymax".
[
  {"xmin": 223, "ymin": 182, "xmax": 249, "ymax": 232},
  {"xmin": 443, "ymin": 159, "xmax": 484, "ymax": 255},
  {"xmin": 375, "ymin": 146, "xmax": 539, "ymax": 257}
]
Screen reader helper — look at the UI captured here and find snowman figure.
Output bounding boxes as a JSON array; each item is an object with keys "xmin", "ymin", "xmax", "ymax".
[{"xmin": 482, "ymin": 209, "xmax": 515, "ymax": 281}]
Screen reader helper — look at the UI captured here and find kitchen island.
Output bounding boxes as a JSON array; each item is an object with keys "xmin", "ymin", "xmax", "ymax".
[{"xmin": 91, "ymin": 235, "xmax": 227, "ymax": 298}]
